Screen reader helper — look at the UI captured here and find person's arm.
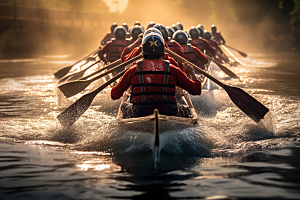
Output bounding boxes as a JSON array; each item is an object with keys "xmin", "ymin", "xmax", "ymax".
[
  {"xmin": 171, "ymin": 65, "xmax": 202, "ymax": 95},
  {"xmin": 203, "ymin": 39, "xmax": 216, "ymax": 56},
  {"xmin": 220, "ymin": 33, "xmax": 226, "ymax": 45},
  {"xmin": 98, "ymin": 42, "xmax": 111, "ymax": 64},
  {"xmin": 111, "ymin": 66, "xmax": 136, "ymax": 100},
  {"xmin": 127, "ymin": 33, "xmax": 143, "ymax": 52},
  {"xmin": 122, "ymin": 47, "xmax": 141, "ymax": 62},
  {"xmin": 193, "ymin": 46, "xmax": 208, "ymax": 64}
]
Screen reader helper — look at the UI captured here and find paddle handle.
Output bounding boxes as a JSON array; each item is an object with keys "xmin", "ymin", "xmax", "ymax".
[
  {"xmin": 80, "ymin": 59, "xmax": 122, "ymax": 80},
  {"xmin": 89, "ymin": 54, "xmax": 143, "ymax": 83},
  {"xmin": 165, "ymin": 48, "xmax": 225, "ymax": 88},
  {"xmin": 221, "ymin": 45, "xmax": 242, "ymax": 64}
]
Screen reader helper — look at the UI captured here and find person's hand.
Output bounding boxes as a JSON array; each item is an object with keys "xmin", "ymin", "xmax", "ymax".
[{"xmin": 184, "ymin": 63, "xmax": 195, "ymax": 76}]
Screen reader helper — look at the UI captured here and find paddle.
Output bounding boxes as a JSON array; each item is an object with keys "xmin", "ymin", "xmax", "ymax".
[
  {"xmin": 78, "ymin": 59, "xmax": 122, "ymax": 81},
  {"xmin": 204, "ymin": 54, "xmax": 239, "ymax": 78},
  {"xmin": 224, "ymin": 45, "xmax": 247, "ymax": 57},
  {"xmin": 221, "ymin": 45, "xmax": 242, "ymax": 65},
  {"xmin": 57, "ymin": 69, "xmax": 127, "ymax": 127},
  {"xmin": 58, "ymin": 55, "xmax": 142, "ymax": 98},
  {"xmin": 54, "ymin": 48, "xmax": 101, "ymax": 79},
  {"xmin": 58, "ymin": 60, "xmax": 100, "ymax": 84},
  {"xmin": 165, "ymin": 48, "xmax": 269, "ymax": 123}
]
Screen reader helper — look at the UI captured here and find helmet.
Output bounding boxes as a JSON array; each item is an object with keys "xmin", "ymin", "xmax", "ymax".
[
  {"xmin": 171, "ymin": 24, "xmax": 178, "ymax": 32},
  {"xmin": 176, "ymin": 22, "xmax": 183, "ymax": 30},
  {"xmin": 197, "ymin": 24, "xmax": 204, "ymax": 30},
  {"xmin": 166, "ymin": 26, "xmax": 175, "ymax": 38},
  {"xmin": 110, "ymin": 23, "xmax": 118, "ymax": 33},
  {"xmin": 204, "ymin": 30, "xmax": 212, "ymax": 40},
  {"xmin": 173, "ymin": 30, "xmax": 188, "ymax": 45},
  {"xmin": 122, "ymin": 23, "xmax": 129, "ymax": 32},
  {"xmin": 196, "ymin": 24, "xmax": 204, "ymax": 37},
  {"xmin": 144, "ymin": 27, "xmax": 163, "ymax": 38},
  {"xmin": 146, "ymin": 21, "xmax": 156, "ymax": 29},
  {"xmin": 130, "ymin": 25, "xmax": 143, "ymax": 40},
  {"xmin": 211, "ymin": 25, "xmax": 217, "ymax": 33},
  {"xmin": 134, "ymin": 21, "xmax": 141, "ymax": 26},
  {"xmin": 153, "ymin": 24, "xmax": 169, "ymax": 40},
  {"xmin": 114, "ymin": 26, "xmax": 127, "ymax": 39},
  {"xmin": 142, "ymin": 33, "xmax": 165, "ymax": 56},
  {"xmin": 185, "ymin": 30, "xmax": 191, "ymax": 38},
  {"xmin": 189, "ymin": 26, "xmax": 200, "ymax": 39}
]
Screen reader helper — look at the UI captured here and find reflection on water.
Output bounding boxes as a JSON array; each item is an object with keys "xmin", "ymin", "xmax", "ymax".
[{"xmin": 0, "ymin": 53, "xmax": 300, "ymax": 199}]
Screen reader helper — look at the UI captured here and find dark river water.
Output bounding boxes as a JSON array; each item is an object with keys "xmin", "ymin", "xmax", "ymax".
[{"xmin": 0, "ymin": 51, "xmax": 299, "ymax": 200}]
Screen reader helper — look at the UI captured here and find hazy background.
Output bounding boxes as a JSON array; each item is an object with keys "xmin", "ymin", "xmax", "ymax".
[{"xmin": 0, "ymin": 0, "xmax": 299, "ymax": 59}]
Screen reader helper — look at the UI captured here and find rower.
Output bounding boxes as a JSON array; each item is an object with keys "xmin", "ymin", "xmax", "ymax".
[
  {"xmin": 98, "ymin": 26, "xmax": 130, "ymax": 75},
  {"xmin": 211, "ymin": 25, "xmax": 226, "ymax": 45},
  {"xmin": 111, "ymin": 33, "xmax": 202, "ymax": 118},
  {"xmin": 204, "ymin": 30, "xmax": 230, "ymax": 63},
  {"xmin": 100, "ymin": 23, "xmax": 118, "ymax": 46},
  {"xmin": 188, "ymin": 26, "xmax": 216, "ymax": 57},
  {"xmin": 173, "ymin": 30, "xmax": 208, "ymax": 69}
]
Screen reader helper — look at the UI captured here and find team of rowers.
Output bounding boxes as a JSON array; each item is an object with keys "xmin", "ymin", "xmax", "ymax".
[{"xmin": 97, "ymin": 21, "xmax": 229, "ymax": 118}]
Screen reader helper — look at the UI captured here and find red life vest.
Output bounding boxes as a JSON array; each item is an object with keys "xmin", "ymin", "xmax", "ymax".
[
  {"xmin": 107, "ymin": 39, "xmax": 130, "ymax": 62},
  {"xmin": 189, "ymin": 38, "xmax": 203, "ymax": 52},
  {"xmin": 180, "ymin": 44, "xmax": 199, "ymax": 66},
  {"xmin": 130, "ymin": 59, "xmax": 176, "ymax": 105}
]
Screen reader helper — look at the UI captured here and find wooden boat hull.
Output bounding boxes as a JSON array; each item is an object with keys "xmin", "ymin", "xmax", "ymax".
[{"xmin": 117, "ymin": 92, "xmax": 198, "ymax": 135}]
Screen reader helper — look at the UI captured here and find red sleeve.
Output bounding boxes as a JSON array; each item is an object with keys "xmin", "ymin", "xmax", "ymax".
[
  {"xmin": 120, "ymin": 46, "xmax": 132, "ymax": 62},
  {"xmin": 192, "ymin": 45, "xmax": 208, "ymax": 64},
  {"xmin": 100, "ymin": 41, "xmax": 111, "ymax": 54},
  {"xmin": 123, "ymin": 47, "xmax": 141, "ymax": 62},
  {"xmin": 213, "ymin": 40, "xmax": 219, "ymax": 48},
  {"xmin": 170, "ymin": 41, "xmax": 185, "ymax": 58},
  {"xmin": 111, "ymin": 66, "xmax": 137, "ymax": 100},
  {"xmin": 164, "ymin": 54, "xmax": 179, "ymax": 68},
  {"xmin": 101, "ymin": 33, "xmax": 114, "ymax": 45},
  {"xmin": 168, "ymin": 56, "xmax": 179, "ymax": 68},
  {"xmin": 202, "ymin": 39, "xmax": 215, "ymax": 56},
  {"xmin": 170, "ymin": 65, "xmax": 202, "ymax": 95}
]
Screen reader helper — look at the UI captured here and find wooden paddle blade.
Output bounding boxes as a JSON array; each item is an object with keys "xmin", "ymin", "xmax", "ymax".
[
  {"xmin": 223, "ymin": 85, "xmax": 269, "ymax": 123},
  {"xmin": 58, "ymin": 80, "xmax": 92, "ymax": 98},
  {"xmin": 214, "ymin": 61, "xmax": 239, "ymax": 78},
  {"xmin": 57, "ymin": 91, "xmax": 97, "ymax": 126},
  {"xmin": 54, "ymin": 66, "xmax": 72, "ymax": 79},
  {"xmin": 238, "ymin": 51, "xmax": 247, "ymax": 58},
  {"xmin": 66, "ymin": 70, "xmax": 86, "ymax": 82},
  {"xmin": 225, "ymin": 45, "xmax": 248, "ymax": 58}
]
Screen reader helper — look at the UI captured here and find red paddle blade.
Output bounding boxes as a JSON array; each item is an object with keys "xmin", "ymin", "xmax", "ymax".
[{"xmin": 223, "ymin": 85, "xmax": 269, "ymax": 123}]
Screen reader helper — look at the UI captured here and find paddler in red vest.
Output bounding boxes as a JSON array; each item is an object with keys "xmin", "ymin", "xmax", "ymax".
[
  {"xmin": 100, "ymin": 23, "xmax": 118, "ymax": 46},
  {"xmin": 188, "ymin": 26, "xmax": 216, "ymax": 57},
  {"xmin": 98, "ymin": 26, "xmax": 131, "ymax": 76},
  {"xmin": 211, "ymin": 25, "xmax": 226, "ymax": 45},
  {"xmin": 204, "ymin": 30, "xmax": 230, "ymax": 63},
  {"xmin": 111, "ymin": 33, "xmax": 202, "ymax": 118},
  {"xmin": 173, "ymin": 30, "xmax": 208, "ymax": 69}
]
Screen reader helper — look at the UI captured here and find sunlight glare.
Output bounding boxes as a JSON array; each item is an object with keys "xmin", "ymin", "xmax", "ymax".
[{"xmin": 103, "ymin": 0, "xmax": 128, "ymax": 13}]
